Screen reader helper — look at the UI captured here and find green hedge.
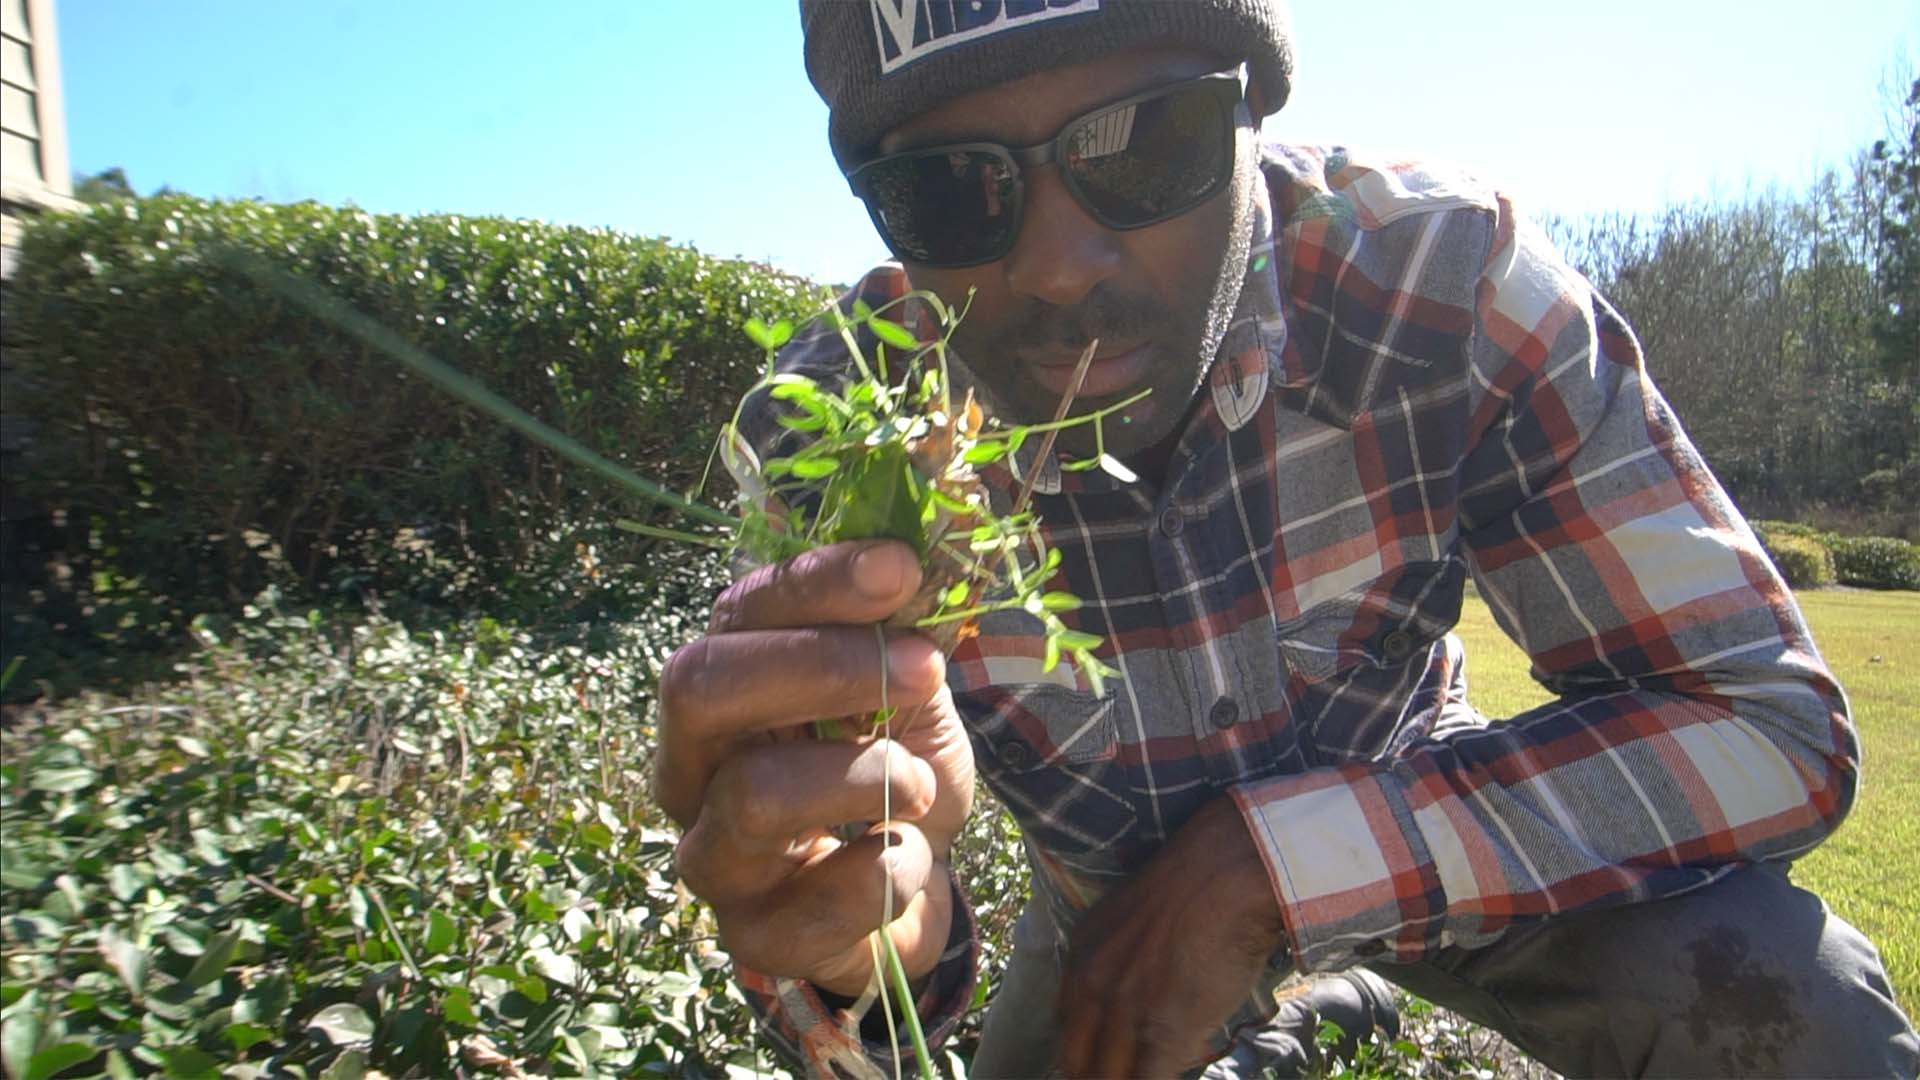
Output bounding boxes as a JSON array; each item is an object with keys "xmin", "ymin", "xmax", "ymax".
[
  {"xmin": 0, "ymin": 581, "xmax": 1039, "ymax": 1077},
  {"xmin": 1753, "ymin": 521, "xmax": 1919, "ymax": 591},
  {"xmin": 1829, "ymin": 536, "xmax": 1920, "ymax": 591},
  {"xmin": 4, "ymin": 196, "xmax": 817, "ymax": 612},
  {"xmin": 1760, "ymin": 532, "xmax": 1837, "ymax": 589}
]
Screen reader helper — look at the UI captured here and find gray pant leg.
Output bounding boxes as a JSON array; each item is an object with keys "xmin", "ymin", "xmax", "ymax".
[
  {"xmin": 1370, "ymin": 863, "xmax": 1919, "ymax": 1078},
  {"xmin": 970, "ymin": 900, "xmax": 1064, "ymax": 1079}
]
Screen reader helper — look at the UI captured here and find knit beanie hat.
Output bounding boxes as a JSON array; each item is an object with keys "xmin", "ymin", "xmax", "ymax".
[{"xmin": 800, "ymin": 0, "xmax": 1293, "ymax": 172}]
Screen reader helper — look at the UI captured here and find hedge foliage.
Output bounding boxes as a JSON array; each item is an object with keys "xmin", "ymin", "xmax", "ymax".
[
  {"xmin": 1760, "ymin": 533, "xmax": 1837, "ymax": 589},
  {"xmin": 0, "ymin": 576, "xmax": 1039, "ymax": 1077},
  {"xmin": 3, "ymin": 196, "xmax": 818, "ymax": 612},
  {"xmin": 1828, "ymin": 535, "xmax": 1920, "ymax": 591},
  {"xmin": 1753, "ymin": 521, "xmax": 1920, "ymax": 591}
]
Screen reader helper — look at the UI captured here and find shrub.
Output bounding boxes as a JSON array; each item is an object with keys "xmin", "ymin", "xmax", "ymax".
[
  {"xmin": 1829, "ymin": 535, "xmax": 1920, "ymax": 591},
  {"xmin": 1751, "ymin": 519, "xmax": 1827, "ymax": 541},
  {"xmin": 3, "ymin": 196, "xmax": 818, "ymax": 616},
  {"xmin": 0, "ymin": 571, "xmax": 787, "ymax": 1077},
  {"xmin": 0, "ymin": 578, "xmax": 1044, "ymax": 1076},
  {"xmin": 1758, "ymin": 531, "xmax": 1837, "ymax": 588}
]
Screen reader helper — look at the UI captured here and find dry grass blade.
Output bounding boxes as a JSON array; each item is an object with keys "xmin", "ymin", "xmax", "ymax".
[{"xmin": 1013, "ymin": 339, "xmax": 1099, "ymax": 518}]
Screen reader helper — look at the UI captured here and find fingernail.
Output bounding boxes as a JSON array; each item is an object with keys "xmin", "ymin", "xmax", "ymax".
[{"xmin": 853, "ymin": 543, "xmax": 909, "ymax": 600}]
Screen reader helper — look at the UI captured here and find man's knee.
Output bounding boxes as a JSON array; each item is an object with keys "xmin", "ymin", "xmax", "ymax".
[{"xmin": 1376, "ymin": 864, "xmax": 1918, "ymax": 1077}]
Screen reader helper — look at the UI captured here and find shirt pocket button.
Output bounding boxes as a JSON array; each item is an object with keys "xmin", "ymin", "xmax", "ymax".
[
  {"xmin": 1379, "ymin": 629, "xmax": 1415, "ymax": 662},
  {"xmin": 997, "ymin": 740, "xmax": 1035, "ymax": 770},
  {"xmin": 1209, "ymin": 697, "xmax": 1241, "ymax": 730}
]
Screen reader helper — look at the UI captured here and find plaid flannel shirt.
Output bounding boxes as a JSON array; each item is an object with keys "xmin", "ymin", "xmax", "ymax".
[{"xmin": 730, "ymin": 142, "xmax": 1857, "ymax": 1076}]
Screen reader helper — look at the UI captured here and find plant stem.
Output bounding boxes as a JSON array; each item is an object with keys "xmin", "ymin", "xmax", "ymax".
[
  {"xmin": 913, "ymin": 598, "xmax": 1026, "ymax": 627},
  {"xmin": 882, "ymin": 931, "xmax": 936, "ymax": 1080},
  {"xmin": 614, "ymin": 518, "xmax": 733, "ymax": 549}
]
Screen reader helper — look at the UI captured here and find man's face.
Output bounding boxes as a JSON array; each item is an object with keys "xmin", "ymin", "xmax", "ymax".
[{"xmin": 873, "ymin": 46, "xmax": 1255, "ymax": 460}]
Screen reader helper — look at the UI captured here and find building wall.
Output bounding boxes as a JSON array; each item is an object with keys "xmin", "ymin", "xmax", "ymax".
[{"xmin": 2, "ymin": 0, "xmax": 77, "ymax": 279}]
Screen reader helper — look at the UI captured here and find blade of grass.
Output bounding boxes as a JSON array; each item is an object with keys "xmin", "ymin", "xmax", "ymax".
[
  {"xmin": 1013, "ymin": 339, "xmax": 1099, "ymax": 518},
  {"xmin": 214, "ymin": 247, "xmax": 741, "ymax": 532}
]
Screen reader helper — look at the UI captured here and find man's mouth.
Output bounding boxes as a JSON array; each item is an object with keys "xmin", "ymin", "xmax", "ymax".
[{"xmin": 1028, "ymin": 340, "xmax": 1153, "ymax": 399}]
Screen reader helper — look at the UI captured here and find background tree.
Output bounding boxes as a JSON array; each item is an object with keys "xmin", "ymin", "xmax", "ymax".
[
  {"xmin": 1868, "ymin": 76, "xmax": 1919, "ymax": 382},
  {"xmin": 72, "ymin": 166, "xmax": 135, "ymax": 204}
]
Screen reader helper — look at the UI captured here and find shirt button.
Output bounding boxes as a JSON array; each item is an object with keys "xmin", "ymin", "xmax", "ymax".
[
  {"xmin": 996, "ymin": 741, "xmax": 1034, "ymax": 770},
  {"xmin": 1209, "ymin": 698, "xmax": 1240, "ymax": 730},
  {"xmin": 1380, "ymin": 629, "xmax": 1415, "ymax": 662},
  {"xmin": 1159, "ymin": 506, "xmax": 1184, "ymax": 537}
]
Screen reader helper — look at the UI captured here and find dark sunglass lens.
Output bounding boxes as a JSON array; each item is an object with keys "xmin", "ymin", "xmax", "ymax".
[
  {"xmin": 863, "ymin": 150, "xmax": 1019, "ymax": 265},
  {"xmin": 1064, "ymin": 82, "xmax": 1230, "ymax": 226}
]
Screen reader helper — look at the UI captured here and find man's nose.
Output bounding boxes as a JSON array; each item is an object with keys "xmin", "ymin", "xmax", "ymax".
[{"xmin": 1002, "ymin": 167, "xmax": 1122, "ymax": 308}]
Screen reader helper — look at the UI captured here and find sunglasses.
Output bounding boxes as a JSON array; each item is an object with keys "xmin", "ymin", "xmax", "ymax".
[{"xmin": 846, "ymin": 66, "xmax": 1247, "ymax": 269}]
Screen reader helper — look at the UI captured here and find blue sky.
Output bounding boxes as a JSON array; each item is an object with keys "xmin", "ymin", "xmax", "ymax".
[{"xmin": 53, "ymin": 1, "xmax": 1917, "ymax": 285}]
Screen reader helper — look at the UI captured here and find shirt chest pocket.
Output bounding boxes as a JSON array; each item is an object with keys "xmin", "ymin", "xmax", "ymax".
[
  {"xmin": 1275, "ymin": 559, "xmax": 1464, "ymax": 757},
  {"xmin": 958, "ymin": 681, "xmax": 1139, "ymax": 862},
  {"xmin": 1277, "ymin": 560, "xmax": 1462, "ymax": 679}
]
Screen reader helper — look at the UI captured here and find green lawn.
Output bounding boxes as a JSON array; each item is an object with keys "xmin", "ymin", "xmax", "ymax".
[{"xmin": 1454, "ymin": 586, "xmax": 1918, "ymax": 1012}]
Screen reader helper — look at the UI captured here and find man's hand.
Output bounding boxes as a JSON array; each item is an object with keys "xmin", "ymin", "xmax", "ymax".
[
  {"xmin": 654, "ymin": 540, "xmax": 976, "ymax": 997},
  {"xmin": 1055, "ymin": 795, "xmax": 1290, "ymax": 1077}
]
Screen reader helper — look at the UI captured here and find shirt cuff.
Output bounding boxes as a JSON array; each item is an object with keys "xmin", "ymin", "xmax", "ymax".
[
  {"xmin": 1231, "ymin": 764, "xmax": 1437, "ymax": 971},
  {"xmin": 734, "ymin": 870, "xmax": 979, "ymax": 1078}
]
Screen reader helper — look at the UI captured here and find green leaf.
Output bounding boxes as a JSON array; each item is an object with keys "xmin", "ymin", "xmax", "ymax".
[
  {"xmin": 2, "ymin": 1006, "xmax": 43, "ymax": 1080},
  {"xmin": 318, "ymin": 1048, "xmax": 367, "ymax": 1080},
  {"xmin": 561, "ymin": 907, "xmax": 594, "ymax": 945},
  {"xmin": 423, "ymin": 910, "xmax": 458, "ymax": 955},
  {"xmin": 306, "ymin": 1003, "xmax": 375, "ymax": 1046},
  {"xmin": 1043, "ymin": 636, "xmax": 1062, "ymax": 673},
  {"xmin": 158, "ymin": 1046, "xmax": 219, "ymax": 1079},
  {"xmin": 29, "ymin": 765, "xmax": 97, "ymax": 793},
  {"xmin": 1039, "ymin": 591, "xmax": 1082, "ymax": 612},
  {"xmin": 775, "ymin": 411, "xmax": 828, "ymax": 432},
  {"xmin": 852, "ymin": 298, "xmax": 875, "ymax": 322},
  {"xmin": 107, "ymin": 862, "xmax": 148, "ymax": 902},
  {"xmin": 869, "ymin": 317, "xmax": 917, "ymax": 350},
  {"xmin": 1055, "ymin": 630, "xmax": 1103, "ymax": 651},
  {"xmin": 527, "ymin": 947, "xmax": 578, "ymax": 985},
  {"xmin": 97, "ymin": 925, "xmax": 147, "ymax": 997},
  {"xmin": 513, "ymin": 973, "xmax": 549, "ymax": 1005},
  {"xmin": 443, "ymin": 986, "xmax": 479, "ymax": 1027},
  {"xmin": 652, "ymin": 970, "xmax": 701, "ymax": 997},
  {"xmin": 963, "ymin": 441, "xmax": 1011, "ymax": 465},
  {"xmin": 743, "ymin": 318, "xmax": 775, "ymax": 351},
  {"xmin": 23, "ymin": 1042, "xmax": 94, "ymax": 1080},
  {"xmin": 789, "ymin": 456, "xmax": 839, "ymax": 479},
  {"xmin": 182, "ymin": 927, "xmax": 241, "ymax": 989},
  {"xmin": 224, "ymin": 1023, "xmax": 274, "ymax": 1053},
  {"xmin": 831, "ymin": 444, "xmax": 927, "ymax": 551},
  {"xmin": 926, "ymin": 488, "xmax": 973, "ymax": 514},
  {"xmin": 942, "ymin": 581, "xmax": 970, "ymax": 607},
  {"xmin": 768, "ymin": 376, "xmax": 821, "ymax": 402}
]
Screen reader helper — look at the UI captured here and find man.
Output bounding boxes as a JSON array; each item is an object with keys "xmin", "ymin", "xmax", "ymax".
[{"xmin": 654, "ymin": 2, "xmax": 1920, "ymax": 1076}]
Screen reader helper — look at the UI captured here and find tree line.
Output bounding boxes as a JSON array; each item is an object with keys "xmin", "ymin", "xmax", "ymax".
[{"xmin": 1548, "ymin": 76, "xmax": 1918, "ymax": 538}]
